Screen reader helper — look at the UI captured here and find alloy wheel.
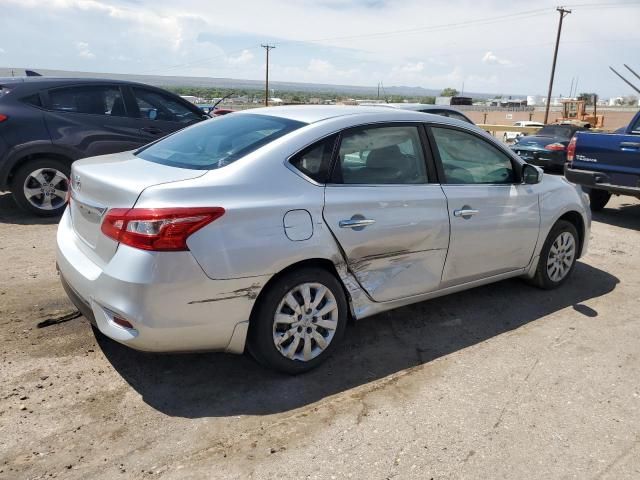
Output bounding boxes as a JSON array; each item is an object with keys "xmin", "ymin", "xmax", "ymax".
[
  {"xmin": 22, "ymin": 168, "xmax": 69, "ymax": 211},
  {"xmin": 546, "ymin": 231, "xmax": 576, "ymax": 282},
  {"xmin": 272, "ymin": 282, "xmax": 339, "ymax": 362}
]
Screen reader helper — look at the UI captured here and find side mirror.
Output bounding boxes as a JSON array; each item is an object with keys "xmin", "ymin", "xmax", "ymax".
[{"xmin": 522, "ymin": 163, "xmax": 543, "ymax": 184}]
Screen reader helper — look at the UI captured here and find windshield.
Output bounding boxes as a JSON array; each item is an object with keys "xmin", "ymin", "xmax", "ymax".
[
  {"xmin": 136, "ymin": 113, "xmax": 306, "ymax": 170},
  {"xmin": 536, "ymin": 125, "xmax": 578, "ymax": 139}
]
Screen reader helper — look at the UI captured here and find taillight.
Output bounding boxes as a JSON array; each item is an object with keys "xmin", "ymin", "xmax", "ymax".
[
  {"xmin": 544, "ymin": 142, "xmax": 566, "ymax": 151},
  {"xmin": 566, "ymin": 136, "xmax": 577, "ymax": 163},
  {"xmin": 101, "ymin": 207, "xmax": 225, "ymax": 251},
  {"xmin": 0, "ymin": 114, "xmax": 8, "ymax": 122}
]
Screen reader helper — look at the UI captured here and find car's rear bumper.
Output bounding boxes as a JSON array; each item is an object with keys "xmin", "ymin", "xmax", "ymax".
[
  {"xmin": 56, "ymin": 208, "xmax": 269, "ymax": 354},
  {"xmin": 565, "ymin": 167, "xmax": 640, "ymax": 197}
]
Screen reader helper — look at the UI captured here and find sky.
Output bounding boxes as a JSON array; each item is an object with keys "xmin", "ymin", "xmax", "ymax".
[{"xmin": 1, "ymin": 0, "xmax": 639, "ymax": 97}]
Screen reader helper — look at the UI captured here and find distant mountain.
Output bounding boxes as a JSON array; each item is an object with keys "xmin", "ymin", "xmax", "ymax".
[{"xmin": 0, "ymin": 67, "xmax": 506, "ymax": 98}]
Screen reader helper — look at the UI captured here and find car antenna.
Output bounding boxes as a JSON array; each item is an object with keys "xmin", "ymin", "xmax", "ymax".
[{"xmin": 209, "ymin": 92, "xmax": 235, "ymax": 114}]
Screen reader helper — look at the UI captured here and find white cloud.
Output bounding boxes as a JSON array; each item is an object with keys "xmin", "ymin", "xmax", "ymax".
[
  {"xmin": 226, "ymin": 49, "xmax": 254, "ymax": 65},
  {"xmin": 75, "ymin": 41, "xmax": 95, "ymax": 59},
  {"xmin": 482, "ymin": 51, "xmax": 512, "ymax": 66},
  {"xmin": 400, "ymin": 61, "xmax": 425, "ymax": 73},
  {"xmin": 307, "ymin": 59, "xmax": 332, "ymax": 74}
]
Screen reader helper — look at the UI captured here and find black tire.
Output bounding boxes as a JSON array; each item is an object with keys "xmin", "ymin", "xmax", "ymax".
[
  {"xmin": 530, "ymin": 220, "xmax": 579, "ymax": 290},
  {"xmin": 589, "ymin": 189, "xmax": 611, "ymax": 212},
  {"xmin": 248, "ymin": 268, "xmax": 348, "ymax": 374},
  {"xmin": 11, "ymin": 158, "xmax": 70, "ymax": 217}
]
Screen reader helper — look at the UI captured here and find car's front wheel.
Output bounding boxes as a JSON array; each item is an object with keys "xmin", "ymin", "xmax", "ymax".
[
  {"xmin": 248, "ymin": 268, "xmax": 348, "ymax": 374},
  {"xmin": 531, "ymin": 220, "xmax": 579, "ymax": 289},
  {"xmin": 11, "ymin": 159, "xmax": 70, "ymax": 217}
]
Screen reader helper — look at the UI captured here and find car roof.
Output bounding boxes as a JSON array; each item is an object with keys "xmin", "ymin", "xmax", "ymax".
[
  {"xmin": 239, "ymin": 105, "xmax": 447, "ymax": 124},
  {"xmin": 0, "ymin": 77, "xmax": 161, "ymax": 89}
]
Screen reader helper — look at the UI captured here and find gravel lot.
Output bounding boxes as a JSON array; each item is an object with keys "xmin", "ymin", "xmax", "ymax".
[{"xmin": 1, "ymin": 191, "xmax": 639, "ymax": 480}]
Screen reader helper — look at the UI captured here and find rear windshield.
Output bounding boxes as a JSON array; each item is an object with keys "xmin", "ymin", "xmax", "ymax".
[
  {"xmin": 136, "ymin": 113, "xmax": 306, "ymax": 170},
  {"xmin": 537, "ymin": 125, "xmax": 579, "ymax": 139}
]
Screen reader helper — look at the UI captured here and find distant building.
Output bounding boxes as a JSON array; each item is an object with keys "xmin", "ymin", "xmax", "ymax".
[
  {"xmin": 527, "ymin": 95, "xmax": 542, "ymax": 106},
  {"xmin": 269, "ymin": 97, "xmax": 284, "ymax": 105},
  {"xmin": 180, "ymin": 95, "xmax": 202, "ymax": 104}
]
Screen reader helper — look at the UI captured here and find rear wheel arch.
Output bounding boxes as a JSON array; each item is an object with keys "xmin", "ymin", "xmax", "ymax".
[
  {"xmin": 249, "ymin": 258, "xmax": 352, "ymax": 328},
  {"xmin": 7, "ymin": 152, "xmax": 74, "ymax": 187}
]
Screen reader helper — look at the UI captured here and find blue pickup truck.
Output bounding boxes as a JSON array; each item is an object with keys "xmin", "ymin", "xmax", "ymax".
[{"xmin": 565, "ymin": 111, "xmax": 640, "ymax": 211}]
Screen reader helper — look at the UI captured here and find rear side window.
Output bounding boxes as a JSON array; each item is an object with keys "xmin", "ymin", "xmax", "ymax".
[
  {"xmin": 289, "ymin": 135, "xmax": 337, "ymax": 183},
  {"xmin": 136, "ymin": 114, "xmax": 306, "ymax": 170},
  {"xmin": 132, "ymin": 87, "xmax": 201, "ymax": 124},
  {"xmin": 48, "ymin": 85, "xmax": 127, "ymax": 116}
]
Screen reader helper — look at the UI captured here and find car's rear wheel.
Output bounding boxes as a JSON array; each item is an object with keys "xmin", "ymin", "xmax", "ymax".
[
  {"xmin": 248, "ymin": 268, "xmax": 347, "ymax": 374},
  {"xmin": 531, "ymin": 220, "xmax": 579, "ymax": 289},
  {"xmin": 588, "ymin": 189, "xmax": 611, "ymax": 212},
  {"xmin": 11, "ymin": 159, "xmax": 70, "ymax": 217}
]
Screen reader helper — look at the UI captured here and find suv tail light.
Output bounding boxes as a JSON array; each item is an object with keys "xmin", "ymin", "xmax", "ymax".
[
  {"xmin": 101, "ymin": 207, "xmax": 225, "ymax": 251},
  {"xmin": 0, "ymin": 114, "xmax": 8, "ymax": 123},
  {"xmin": 566, "ymin": 136, "xmax": 577, "ymax": 164},
  {"xmin": 544, "ymin": 142, "xmax": 566, "ymax": 151}
]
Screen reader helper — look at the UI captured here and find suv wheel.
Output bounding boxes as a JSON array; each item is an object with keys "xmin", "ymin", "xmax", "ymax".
[
  {"xmin": 248, "ymin": 268, "xmax": 347, "ymax": 374},
  {"xmin": 11, "ymin": 159, "xmax": 70, "ymax": 217},
  {"xmin": 530, "ymin": 220, "xmax": 579, "ymax": 289},
  {"xmin": 588, "ymin": 189, "xmax": 611, "ymax": 212}
]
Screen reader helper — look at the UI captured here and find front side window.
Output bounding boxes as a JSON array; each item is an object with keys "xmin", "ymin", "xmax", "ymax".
[
  {"xmin": 431, "ymin": 127, "xmax": 515, "ymax": 184},
  {"xmin": 289, "ymin": 135, "xmax": 337, "ymax": 183},
  {"xmin": 332, "ymin": 125, "xmax": 428, "ymax": 185},
  {"xmin": 136, "ymin": 113, "xmax": 306, "ymax": 170},
  {"xmin": 132, "ymin": 87, "xmax": 201, "ymax": 124},
  {"xmin": 48, "ymin": 85, "xmax": 127, "ymax": 116}
]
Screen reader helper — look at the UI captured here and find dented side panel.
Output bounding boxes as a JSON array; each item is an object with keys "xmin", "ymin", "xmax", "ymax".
[{"xmin": 323, "ymin": 184, "xmax": 450, "ymax": 302}]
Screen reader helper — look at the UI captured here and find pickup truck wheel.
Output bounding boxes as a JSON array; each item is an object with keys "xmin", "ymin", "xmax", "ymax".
[
  {"xmin": 589, "ymin": 189, "xmax": 611, "ymax": 212},
  {"xmin": 531, "ymin": 220, "xmax": 579, "ymax": 290},
  {"xmin": 11, "ymin": 159, "xmax": 70, "ymax": 217}
]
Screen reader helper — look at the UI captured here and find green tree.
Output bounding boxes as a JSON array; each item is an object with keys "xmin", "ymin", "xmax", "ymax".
[
  {"xmin": 440, "ymin": 88, "xmax": 459, "ymax": 97},
  {"xmin": 577, "ymin": 93, "xmax": 598, "ymax": 105}
]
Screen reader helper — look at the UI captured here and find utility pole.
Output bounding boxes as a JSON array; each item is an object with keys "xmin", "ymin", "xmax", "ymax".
[
  {"xmin": 261, "ymin": 44, "xmax": 275, "ymax": 107},
  {"xmin": 544, "ymin": 6, "xmax": 571, "ymax": 124}
]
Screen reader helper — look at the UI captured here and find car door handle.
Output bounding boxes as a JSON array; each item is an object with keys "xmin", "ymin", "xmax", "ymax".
[
  {"xmin": 620, "ymin": 142, "xmax": 640, "ymax": 149},
  {"xmin": 339, "ymin": 218, "xmax": 376, "ymax": 229},
  {"xmin": 141, "ymin": 127, "xmax": 164, "ymax": 135},
  {"xmin": 453, "ymin": 208, "xmax": 479, "ymax": 218}
]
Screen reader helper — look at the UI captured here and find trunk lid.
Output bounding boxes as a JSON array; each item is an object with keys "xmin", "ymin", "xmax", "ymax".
[{"xmin": 69, "ymin": 151, "xmax": 206, "ymax": 265}]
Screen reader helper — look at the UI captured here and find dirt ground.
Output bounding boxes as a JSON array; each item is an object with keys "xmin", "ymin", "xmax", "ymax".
[{"xmin": 0, "ymin": 190, "xmax": 639, "ymax": 480}]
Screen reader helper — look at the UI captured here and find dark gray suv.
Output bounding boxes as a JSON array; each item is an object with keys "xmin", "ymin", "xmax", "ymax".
[{"xmin": 0, "ymin": 78, "xmax": 207, "ymax": 216}]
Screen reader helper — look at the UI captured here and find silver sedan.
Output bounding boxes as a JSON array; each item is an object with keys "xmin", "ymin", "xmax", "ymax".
[{"xmin": 57, "ymin": 106, "xmax": 591, "ymax": 373}]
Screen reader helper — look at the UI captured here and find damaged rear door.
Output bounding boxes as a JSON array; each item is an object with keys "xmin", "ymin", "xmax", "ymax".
[{"xmin": 323, "ymin": 123, "xmax": 449, "ymax": 302}]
